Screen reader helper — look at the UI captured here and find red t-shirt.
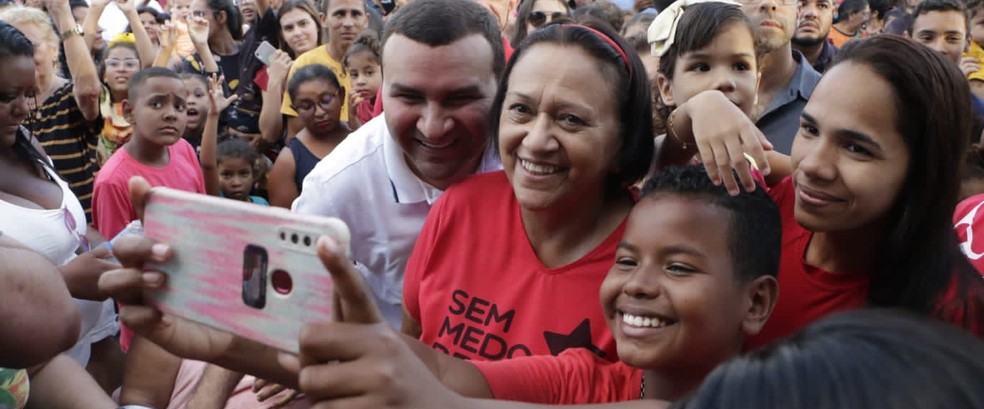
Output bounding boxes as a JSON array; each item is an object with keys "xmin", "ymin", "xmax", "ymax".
[
  {"xmin": 954, "ymin": 193, "xmax": 984, "ymax": 276},
  {"xmin": 472, "ymin": 348, "xmax": 641, "ymax": 404},
  {"xmin": 745, "ymin": 177, "xmax": 869, "ymax": 350},
  {"xmin": 748, "ymin": 178, "xmax": 982, "ymax": 350},
  {"xmin": 403, "ymin": 171, "xmax": 620, "ymax": 361}
]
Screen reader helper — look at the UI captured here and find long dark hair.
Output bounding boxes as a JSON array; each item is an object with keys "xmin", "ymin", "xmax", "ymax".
[
  {"xmin": 832, "ymin": 36, "xmax": 983, "ymax": 327},
  {"xmin": 489, "ymin": 21, "xmax": 653, "ymax": 189},
  {"xmin": 0, "ymin": 21, "xmax": 54, "ymax": 172},
  {"xmin": 206, "ymin": 0, "xmax": 244, "ymax": 41},
  {"xmin": 673, "ymin": 309, "xmax": 984, "ymax": 409}
]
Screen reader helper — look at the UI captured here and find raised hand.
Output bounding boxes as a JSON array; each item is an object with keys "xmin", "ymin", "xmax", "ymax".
[
  {"xmin": 267, "ymin": 50, "xmax": 294, "ymax": 86},
  {"xmin": 187, "ymin": 14, "xmax": 210, "ymax": 46},
  {"xmin": 159, "ymin": 21, "xmax": 178, "ymax": 50},
  {"xmin": 207, "ymin": 75, "xmax": 238, "ymax": 115}
]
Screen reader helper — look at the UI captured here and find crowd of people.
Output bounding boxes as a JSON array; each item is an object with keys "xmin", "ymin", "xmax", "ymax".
[{"xmin": 1, "ymin": 0, "xmax": 983, "ymax": 407}]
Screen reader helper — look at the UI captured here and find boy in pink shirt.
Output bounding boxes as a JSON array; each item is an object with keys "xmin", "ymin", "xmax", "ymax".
[{"xmin": 93, "ymin": 67, "xmax": 204, "ymax": 240}]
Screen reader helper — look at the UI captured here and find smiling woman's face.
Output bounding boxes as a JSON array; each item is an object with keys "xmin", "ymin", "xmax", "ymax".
[{"xmin": 789, "ymin": 61, "xmax": 910, "ymax": 234}]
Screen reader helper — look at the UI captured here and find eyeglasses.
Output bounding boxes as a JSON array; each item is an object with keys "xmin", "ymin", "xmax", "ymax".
[
  {"xmin": 63, "ymin": 206, "xmax": 90, "ymax": 254},
  {"xmin": 735, "ymin": 0, "xmax": 798, "ymax": 5},
  {"xmin": 105, "ymin": 59, "xmax": 140, "ymax": 70},
  {"xmin": 529, "ymin": 11, "xmax": 566, "ymax": 28},
  {"xmin": 291, "ymin": 94, "xmax": 337, "ymax": 112}
]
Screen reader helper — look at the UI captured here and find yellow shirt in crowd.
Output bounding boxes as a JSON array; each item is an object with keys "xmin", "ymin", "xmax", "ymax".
[{"xmin": 280, "ymin": 46, "xmax": 350, "ymax": 122}]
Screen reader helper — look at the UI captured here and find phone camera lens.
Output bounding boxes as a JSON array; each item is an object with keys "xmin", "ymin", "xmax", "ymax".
[
  {"xmin": 291, "ymin": 233, "xmax": 298, "ymax": 244},
  {"xmin": 303, "ymin": 236, "xmax": 312, "ymax": 246}
]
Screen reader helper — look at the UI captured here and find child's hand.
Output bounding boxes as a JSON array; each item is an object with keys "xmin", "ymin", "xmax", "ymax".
[
  {"xmin": 188, "ymin": 15, "xmax": 210, "ymax": 46},
  {"xmin": 90, "ymin": 0, "xmax": 111, "ymax": 9},
  {"xmin": 960, "ymin": 56, "xmax": 981, "ymax": 78},
  {"xmin": 267, "ymin": 50, "xmax": 293, "ymax": 86},
  {"xmin": 207, "ymin": 75, "xmax": 238, "ymax": 116},
  {"xmin": 159, "ymin": 21, "xmax": 178, "ymax": 50},
  {"xmin": 682, "ymin": 90, "xmax": 772, "ymax": 195},
  {"xmin": 348, "ymin": 92, "xmax": 364, "ymax": 118}
]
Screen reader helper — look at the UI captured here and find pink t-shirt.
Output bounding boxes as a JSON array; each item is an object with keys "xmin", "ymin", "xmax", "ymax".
[
  {"xmin": 93, "ymin": 138, "xmax": 205, "ymax": 239},
  {"xmin": 92, "ymin": 138, "xmax": 205, "ymax": 351},
  {"xmin": 473, "ymin": 348, "xmax": 641, "ymax": 404}
]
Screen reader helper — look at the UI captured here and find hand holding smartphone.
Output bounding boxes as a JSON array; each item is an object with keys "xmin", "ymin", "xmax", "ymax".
[
  {"xmin": 142, "ymin": 187, "xmax": 350, "ymax": 353},
  {"xmin": 254, "ymin": 41, "xmax": 277, "ymax": 66}
]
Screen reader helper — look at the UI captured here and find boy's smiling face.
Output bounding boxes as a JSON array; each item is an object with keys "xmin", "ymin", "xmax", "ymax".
[
  {"xmin": 124, "ymin": 77, "xmax": 189, "ymax": 147},
  {"xmin": 600, "ymin": 195, "xmax": 776, "ymax": 375}
]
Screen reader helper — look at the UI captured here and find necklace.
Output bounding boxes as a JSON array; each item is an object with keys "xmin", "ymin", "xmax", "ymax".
[{"xmin": 640, "ymin": 374, "xmax": 645, "ymax": 400}]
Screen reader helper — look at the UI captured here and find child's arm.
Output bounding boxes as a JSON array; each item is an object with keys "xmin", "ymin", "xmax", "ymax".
[
  {"xmin": 188, "ymin": 15, "xmax": 220, "ymax": 74},
  {"xmin": 153, "ymin": 22, "xmax": 179, "ymax": 68},
  {"xmin": 46, "ymin": 0, "xmax": 101, "ymax": 122},
  {"xmin": 201, "ymin": 75, "xmax": 239, "ymax": 197},
  {"xmin": 118, "ymin": 0, "xmax": 156, "ymax": 69},
  {"xmin": 260, "ymin": 50, "xmax": 293, "ymax": 148},
  {"xmin": 658, "ymin": 90, "xmax": 790, "ymax": 191}
]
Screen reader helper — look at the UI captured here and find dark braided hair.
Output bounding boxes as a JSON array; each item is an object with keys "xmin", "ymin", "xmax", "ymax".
[{"xmin": 0, "ymin": 20, "xmax": 57, "ymax": 177}]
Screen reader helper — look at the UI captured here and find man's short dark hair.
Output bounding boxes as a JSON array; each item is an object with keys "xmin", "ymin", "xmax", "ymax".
[
  {"xmin": 128, "ymin": 67, "xmax": 182, "ymax": 101},
  {"xmin": 381, "ymin": 0, "xmax": 505, "ymax": 79},
  {"xmin": 910, "ymin": 0, "xmax": 968, "ymax": 33}
]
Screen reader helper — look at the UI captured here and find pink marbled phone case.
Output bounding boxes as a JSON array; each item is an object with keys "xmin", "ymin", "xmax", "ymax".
[{"xmin": 142, "ymin": 187, "xmax": 351, "ymax": 353}]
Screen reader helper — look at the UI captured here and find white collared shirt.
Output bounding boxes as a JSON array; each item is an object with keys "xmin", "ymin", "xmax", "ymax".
[{"xmin": 293, "ymin": 116, "xmax": 501, "ymax": 329}]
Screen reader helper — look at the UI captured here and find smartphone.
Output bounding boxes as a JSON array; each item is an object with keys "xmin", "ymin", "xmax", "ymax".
[
  {"xmin": 254, "ymin": 41, "xmax": 277, "ymax": 66},
  {"xmin": 142, "ymin": 187, "xmax": 351, "ymax": 353}
]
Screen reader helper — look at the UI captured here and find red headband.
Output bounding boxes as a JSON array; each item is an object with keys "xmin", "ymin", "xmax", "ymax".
[{"xmin": 563, "ymin": 24, "xmax": 632, "ymax": 75}]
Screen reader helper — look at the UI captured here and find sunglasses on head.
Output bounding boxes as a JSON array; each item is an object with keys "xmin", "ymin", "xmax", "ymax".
[{"xmin": 529, "ymin": 11, "xmax": 567, "ymax": 28}]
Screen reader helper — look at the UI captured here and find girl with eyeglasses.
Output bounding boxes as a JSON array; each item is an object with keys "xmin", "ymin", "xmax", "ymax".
[
  {"xmin": 268, "ymin": 65, "xmax": 350, "ymax": 208},
  {"xmin": 511, "ymin": 0, "xmax": 570, "ymax": 47},
  {"xmin": 82, "ymin": 0, "xmax": 156, "ymax": 164}
]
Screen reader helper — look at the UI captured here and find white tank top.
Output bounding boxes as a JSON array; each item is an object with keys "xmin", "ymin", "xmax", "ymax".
[{"xmin": 0, "ymin": 156, "xmax": 118, "ymax": 366}]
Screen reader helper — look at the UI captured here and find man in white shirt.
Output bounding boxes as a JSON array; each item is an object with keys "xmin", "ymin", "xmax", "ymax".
[{"xmin": 293, "ymin": 0, "xmax": 506, "ymax": 330}]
